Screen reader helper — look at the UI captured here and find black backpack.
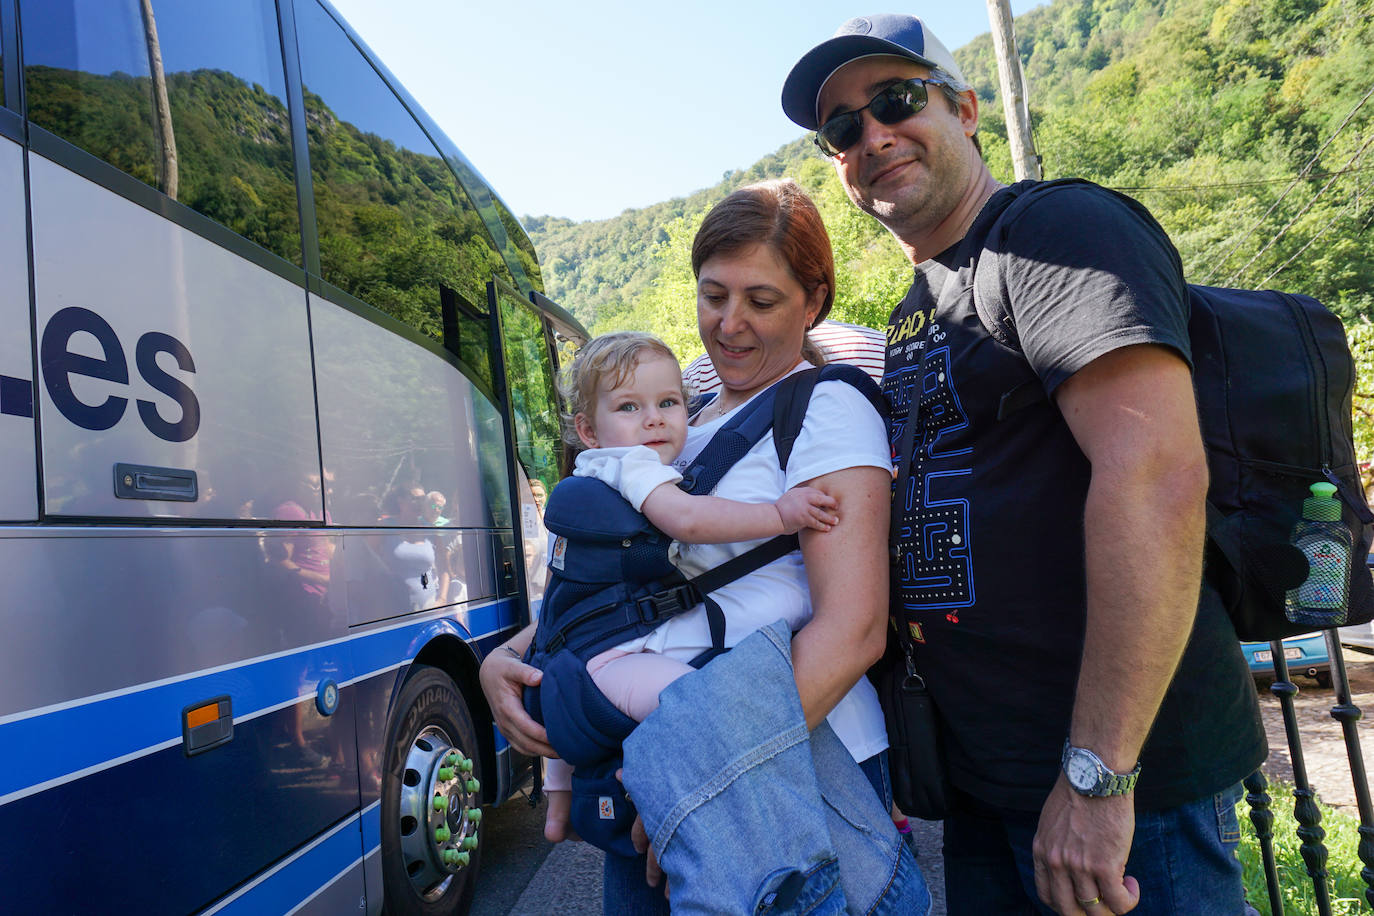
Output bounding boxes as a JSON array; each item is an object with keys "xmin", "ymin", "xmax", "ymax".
[{"xmin": 973, "ymin": 179, "xmax": 1374, "ymax": 642}]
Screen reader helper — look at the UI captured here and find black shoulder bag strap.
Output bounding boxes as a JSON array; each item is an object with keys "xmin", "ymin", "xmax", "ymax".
[{"xmin": 890, "ymin": 262, "xmax": 968, "ymax": 671}]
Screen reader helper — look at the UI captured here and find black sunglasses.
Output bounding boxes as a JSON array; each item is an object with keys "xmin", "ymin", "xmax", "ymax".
[{"xmin": 814, "ymin": 77, "xmax": 948, "ymax": 157}]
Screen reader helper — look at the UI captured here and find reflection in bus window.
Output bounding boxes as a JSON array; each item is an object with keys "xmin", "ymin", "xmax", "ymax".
[
  {"xmin": 495, "ymin": 283, "xmax": 561, "ymax": 498},
  {"xmin": 20, "ymin": 0, "xmax": 301, "ymax": 264},
  {"xmin": 295, "ymin": 0, "xmax": 506, "ymax": 342},
  {"xmin": 495, "ymin": 201, "xmax": 543, "ymax": 291}
]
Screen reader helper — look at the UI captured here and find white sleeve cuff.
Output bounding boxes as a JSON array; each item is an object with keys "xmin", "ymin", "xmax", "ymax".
[
  {"xmin": 616, "ymin": 445, "xmax": 683, "ymax": 511},
  {"xmin": 573, "ymin": 445, "xmax": 682, "ymax": 511}
]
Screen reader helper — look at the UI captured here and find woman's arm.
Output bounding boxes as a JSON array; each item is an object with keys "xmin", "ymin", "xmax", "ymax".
[
  {"xmin": 640, "ymin": 483, "xmax": 838, "ymax": 543},
  {"xmin": 477, "ymin": 623, "xmax": 556, "ymax": 758},
  {"xmin": 789, "ymin": 465, "xmax": 891, "ymax": 728}
]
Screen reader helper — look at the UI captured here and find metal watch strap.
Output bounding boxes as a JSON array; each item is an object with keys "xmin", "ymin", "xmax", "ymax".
[{"xmin": 1062, "ymin": 741, "xmax": 1141, "ymax": 797}]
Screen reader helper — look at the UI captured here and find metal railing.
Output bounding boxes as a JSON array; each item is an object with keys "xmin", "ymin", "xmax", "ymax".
[{"xmin": 1247, "ymin": 632, "xmax": 1374, "ymax": 913}]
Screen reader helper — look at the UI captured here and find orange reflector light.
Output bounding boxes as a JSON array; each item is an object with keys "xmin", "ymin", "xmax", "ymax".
[{"xmin": 185, "ymin": 702, "xmax": 219, "ymax": 730}]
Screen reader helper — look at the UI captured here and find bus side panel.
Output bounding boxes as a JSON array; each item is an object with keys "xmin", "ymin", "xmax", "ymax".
[
  {"xmin": 0, "ymin": 529, "xmax": 358, "ymax": 912},
  {"xmin": 28, "ymin": 156, "xmax": 320, "ymax": 522},
  {"xmin": 0, "ymin": 140, "xmax": 36, "ymax": 522}
]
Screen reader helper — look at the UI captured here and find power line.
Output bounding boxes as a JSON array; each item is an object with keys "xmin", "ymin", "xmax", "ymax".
[
  {"xmin": 1111, "ymin": 163, "xmax": 1374, "ymax": 193},
  {"xmin": 1227, "ymin": 131, "xmax": 1374, "ymax": 286},
  {"xmin": 1260, "ymin": 171, "xmax": 1374, "ymax": 286},
  {"xmin": 1203, "ymin": 81, "xmax": 1374, "ymax": 284}
]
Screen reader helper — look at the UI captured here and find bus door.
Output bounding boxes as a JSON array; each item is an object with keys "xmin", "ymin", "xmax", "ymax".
[{"xmin": 487, "ymin": 278, "xmax": 562, "ymax": 618}]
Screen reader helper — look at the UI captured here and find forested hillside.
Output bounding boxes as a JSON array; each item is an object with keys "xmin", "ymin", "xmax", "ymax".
[{"xmin": 525, "ymin": 0, "xmax": 1374, "ymax": 371}]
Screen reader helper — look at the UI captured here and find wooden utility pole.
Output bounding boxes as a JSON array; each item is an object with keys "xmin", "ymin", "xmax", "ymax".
[
  {"xmin": 986, "ymin": 0, "xmax": 1041, "ymax": 180},
  {"xmin": 140, "ymin": 0, "xmax": 178, "ymax": 200}
]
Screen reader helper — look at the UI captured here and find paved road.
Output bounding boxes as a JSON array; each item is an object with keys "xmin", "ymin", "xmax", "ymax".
[
  {"xmin": 470, "ymin": 794, "xmax": 947, "ymax": 915},
  {"xmin": 468, "ymin": 653, "xmax": 1374, "ymax": 913}
]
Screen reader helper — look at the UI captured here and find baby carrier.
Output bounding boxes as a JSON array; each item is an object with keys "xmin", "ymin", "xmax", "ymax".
[{"xmin": 522, "ymin": 364, "xmax": 887, "ymax": 856}]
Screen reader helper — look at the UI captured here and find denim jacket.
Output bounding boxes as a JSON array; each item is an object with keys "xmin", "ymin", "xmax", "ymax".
[{"xmin": 622, "ymin": 619, "xmax": 930, "ymax": 915}]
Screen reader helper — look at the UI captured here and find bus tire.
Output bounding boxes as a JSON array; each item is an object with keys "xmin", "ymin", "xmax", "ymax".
[{"xmin": 381, "ymin": 664, "xmax": 483, "ymax": 916}]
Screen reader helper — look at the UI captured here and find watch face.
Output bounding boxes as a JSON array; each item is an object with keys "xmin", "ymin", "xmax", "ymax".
[{"xmin": 1065, "ymin": 750, "xmax": 1099, "ymax": 790}]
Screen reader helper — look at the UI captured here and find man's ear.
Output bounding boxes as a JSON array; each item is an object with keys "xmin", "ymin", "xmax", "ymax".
[
  {"xmin": 957, "ymin": 89, "xmax": 979, "ymax": 139},
  {"xmin": 574, "ymin": 413, "xmax": 598, "ymax": 449}
]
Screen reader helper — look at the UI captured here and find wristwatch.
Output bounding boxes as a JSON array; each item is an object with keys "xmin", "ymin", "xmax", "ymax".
[{"xmin": 1061, "ymin": 741, "xmax": 1141, "ymax": 797}]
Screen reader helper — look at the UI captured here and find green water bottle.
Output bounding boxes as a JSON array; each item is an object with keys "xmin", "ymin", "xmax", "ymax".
[{"xmin": 1283, "ymin": 481, "xmax": 1352, "ymax": 628}]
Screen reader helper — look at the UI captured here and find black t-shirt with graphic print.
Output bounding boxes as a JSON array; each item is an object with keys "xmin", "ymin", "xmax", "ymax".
[{"xmin": 882, "ymin": 180, "xmax": 1265, "ymax": 812}]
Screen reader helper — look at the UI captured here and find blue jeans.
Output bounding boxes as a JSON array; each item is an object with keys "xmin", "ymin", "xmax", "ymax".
[
  {"xmin": 944, "ymin": 783, "xmax": 1252, "ymax": 915},
  {"xmin": 600, "ymin": 751, "xmax": 898, "ymax": 915},
  {"xmin": 615, "ymin": 620, "xmax": 929, "ymax": 915}
]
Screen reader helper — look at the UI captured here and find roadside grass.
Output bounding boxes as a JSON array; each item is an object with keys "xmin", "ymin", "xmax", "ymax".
[{"xmin": 1238, "ymin": 779, "xmax": 1371, "ymax": 914}]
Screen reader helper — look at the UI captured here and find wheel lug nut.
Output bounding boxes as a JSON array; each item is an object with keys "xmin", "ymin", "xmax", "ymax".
[
  {"xmin": 465, "ymin": 778, "xmax": 480, "ymax": 793},
  {"xmin": 443, "ymin": 849, "xmax": 470, "ymax": 867},
  {"xmin": 459, "ymin": 758, "xmax": 474, "ymax": 773},
  {"xmin": 434, "ymin": 825, "xmax": 451, "ymax": 843},
  {"xmin": 461, "ymin": 836, "xmax": 478, "ymax": 851},
  {"xmin": 465, "ymin": 807, "xmax": 482, "ymax": 823},
  {"xmin": 438, "ymin": 767, "xmax": 455, "ymax": 781},
  {"xmin": 432, "ymin": 795, "xmax": 448, "ymax": 812}
]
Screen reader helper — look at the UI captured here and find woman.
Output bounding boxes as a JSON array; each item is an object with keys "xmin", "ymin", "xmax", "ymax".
[{"xmin": 480, "ymin": 179, "xmax": 912, "ymax": 912}]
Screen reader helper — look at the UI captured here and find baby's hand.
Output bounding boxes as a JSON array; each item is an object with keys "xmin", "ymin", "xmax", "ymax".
[
  {"xmin": 543, "ymin": 789, "xmax": 578, "ymax": 843},
  {"xmin": 775, "ymin": 486, "xmax": 839, "ymax": 534}
]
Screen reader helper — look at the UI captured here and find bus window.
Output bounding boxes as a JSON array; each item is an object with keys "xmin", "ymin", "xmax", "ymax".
[
  {"xmin": 19, "ymin": 0, "xmax": 301, "ymax": 265},
  {"xmin": 491, "ymin": 279, "xmax": 561, "ymax": 500},
  {"xmin": 310, "ymin": 295, "xmax": 509, "ymax": 533},
  {"xmin": 294, "ymin": 0, "xmax": 504, "ymax": 343}
]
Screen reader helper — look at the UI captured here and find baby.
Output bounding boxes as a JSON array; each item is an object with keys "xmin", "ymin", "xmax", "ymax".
[{"xmin": 536, "ymin": 330, "xmax": 838, "ymax": 843}]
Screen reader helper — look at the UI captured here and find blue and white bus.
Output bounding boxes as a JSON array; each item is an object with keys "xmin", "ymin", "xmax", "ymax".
[{"xmin": 0, "ymin": 0, "xmax": 580, "ymax": 912}]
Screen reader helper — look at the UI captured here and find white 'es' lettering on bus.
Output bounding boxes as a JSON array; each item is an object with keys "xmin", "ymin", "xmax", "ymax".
[{"xmin": 40, "ymin": 306, "xmax": 201, "ymax": 442}]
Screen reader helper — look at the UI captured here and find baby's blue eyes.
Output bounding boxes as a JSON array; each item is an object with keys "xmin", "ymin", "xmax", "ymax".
[{"xmin": 614, "ymin": 399, "xmax": 681, "ymax": 412}]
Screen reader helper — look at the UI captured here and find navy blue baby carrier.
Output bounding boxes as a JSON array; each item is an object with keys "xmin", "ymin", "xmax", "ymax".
[{"xmin": 522, "ymin": 364, "xmax": 886, "ymax": 856}]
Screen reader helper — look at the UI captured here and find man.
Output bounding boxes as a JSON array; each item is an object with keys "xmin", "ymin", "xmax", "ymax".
[{"xmin": 781, "ymin": 14, "xmax": 1265, "ymax": 915}]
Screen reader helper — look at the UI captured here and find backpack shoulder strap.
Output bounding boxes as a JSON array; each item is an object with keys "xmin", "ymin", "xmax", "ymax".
[
  {"xmin": 772, "ymin": 363, "xmax": 888, "ymax": 469},
  {"xmin": 677, "ymin": 371, "xmax": 803, "ymax": 496}
]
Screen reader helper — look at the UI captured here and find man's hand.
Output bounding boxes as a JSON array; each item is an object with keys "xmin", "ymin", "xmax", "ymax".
[
  {"xmin": 1032, "ymin": 777, "xmax": 1139, "ymax": 915},
  {"xmin": 478, "ymin": 645, "xmax": 555, "ymax": 758}
]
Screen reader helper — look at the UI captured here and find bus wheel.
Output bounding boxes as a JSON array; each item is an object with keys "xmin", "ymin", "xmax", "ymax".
[{"xmin": 381, "ymin": 665, "xmax": 483, "ymax": 915}]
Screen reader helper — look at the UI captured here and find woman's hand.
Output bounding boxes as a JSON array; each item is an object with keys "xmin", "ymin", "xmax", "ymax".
[
  {"xmin": 621, "ymin": 768, "xmax": 667, "ymax": 895},
  {"xmin": 478, "ymin": 626, "xmax": 556, "ymax": 758}
]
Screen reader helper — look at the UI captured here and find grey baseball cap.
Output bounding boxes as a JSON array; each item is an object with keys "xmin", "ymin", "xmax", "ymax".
[{"xmin": 782, "ymin": 14, "xmax": 966, "ymax": 130}]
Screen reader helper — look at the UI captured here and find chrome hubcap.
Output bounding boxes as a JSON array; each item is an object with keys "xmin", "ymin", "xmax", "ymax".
[{"xmin": 396, "ymin": 726, "xmax": 481, "ymax": 900}]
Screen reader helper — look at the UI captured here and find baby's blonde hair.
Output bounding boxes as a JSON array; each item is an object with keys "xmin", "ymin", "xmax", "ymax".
[{"xmin": 559, "ymin": 331, "xmax": 687, "ymax": 450}]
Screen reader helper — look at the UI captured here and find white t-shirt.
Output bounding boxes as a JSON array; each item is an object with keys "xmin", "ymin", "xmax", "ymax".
[{"xmin": 577, "ymin": 363, "xmax": 891, "ymax": 763}]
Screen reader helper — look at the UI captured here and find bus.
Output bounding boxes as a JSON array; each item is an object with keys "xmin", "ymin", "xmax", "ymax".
[{"xmin": 0, "ymin": 0, "xmax": 581, "ymax": 912}]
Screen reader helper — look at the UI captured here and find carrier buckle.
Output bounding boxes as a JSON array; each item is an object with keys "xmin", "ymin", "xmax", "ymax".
[{"xmin": 636, "ymin": 584, "xmax": 697, "ymax": 623}]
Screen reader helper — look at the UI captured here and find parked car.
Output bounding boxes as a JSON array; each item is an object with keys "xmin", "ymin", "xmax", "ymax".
[{"xmin": 1241, "ymin": 633, "xmax": 1332, "ymax": 687}]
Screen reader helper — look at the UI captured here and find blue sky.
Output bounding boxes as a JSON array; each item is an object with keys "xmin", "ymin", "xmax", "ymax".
[{"xmin": 328, "ymin": 1, "xmax": 1047, "ymax": 222}]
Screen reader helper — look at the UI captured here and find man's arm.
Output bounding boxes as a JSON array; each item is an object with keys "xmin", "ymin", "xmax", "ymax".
[{"xmin": 1032, "ymin": 343, "xmax": 1208, "ymax": 916}]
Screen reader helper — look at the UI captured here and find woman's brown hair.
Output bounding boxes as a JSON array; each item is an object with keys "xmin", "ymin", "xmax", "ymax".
[{"xmin": 691, "ymin": 179, "xmax": 834, "ymax": 366}]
